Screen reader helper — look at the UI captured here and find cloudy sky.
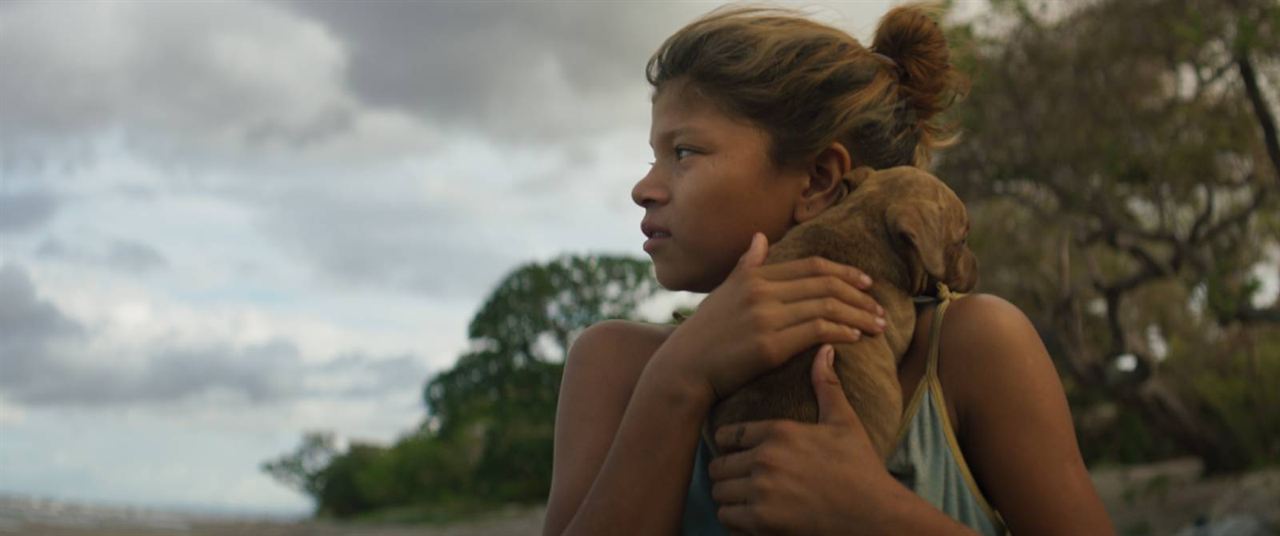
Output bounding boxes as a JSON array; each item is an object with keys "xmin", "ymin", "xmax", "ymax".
[{"xmin": 1, "ymin": 0, "xmax": 997, "ymax": 515}]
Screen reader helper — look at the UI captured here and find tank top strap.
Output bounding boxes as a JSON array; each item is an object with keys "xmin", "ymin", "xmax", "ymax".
[
  {"xmin": 925, "ymin": 282, "xmax": 965, "ymax": 381},
  {"xmin": 891, "ymin": 282, "xmax": 1007, "ymax": 535}
]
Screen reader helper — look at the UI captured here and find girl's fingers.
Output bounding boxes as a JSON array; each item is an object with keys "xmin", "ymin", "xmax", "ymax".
[
  {"xmin": 717, "ymin": 504, "xmax": 761, "ymax": 534},
  {"xmin": 707, "ymin": 446, "xmax": 753, "ymax": 480},
  {"xmin": 710, "ymin": 476, "xmax": 753, "ymax": 504},
  {"xmin": 772, "ymin": 294, "xmax": 884, "ymax": 335},
  {"xmin": 770, "ymin": 275, "xmax": 882, "ymax": 316},
  {"xmin": 710, "ymin": 421, "xmax": 790, "ymax": 459},
  {"xmin": 768, "ymin": 318, "xmax": 862, "ymax": 360},
  {"xmin": 756, "ymin": 256, "xmax": 872, "ymax": 291}
]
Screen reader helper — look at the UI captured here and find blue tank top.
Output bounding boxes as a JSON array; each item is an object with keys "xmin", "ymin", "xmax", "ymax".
[{"xmin": 681, "ymin": 292, "xmax": 1008, "ymax": 535}]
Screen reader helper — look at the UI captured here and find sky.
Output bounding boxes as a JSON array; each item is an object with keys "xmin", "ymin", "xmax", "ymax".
[{"xmin": 0, "ymin": 0, "xmax": 992, "ymax": 516}]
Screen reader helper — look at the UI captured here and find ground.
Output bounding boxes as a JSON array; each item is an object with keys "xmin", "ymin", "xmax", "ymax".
[{"xmin": 3, "ymin": 459, "xmax": 1277, "ymax": 535}]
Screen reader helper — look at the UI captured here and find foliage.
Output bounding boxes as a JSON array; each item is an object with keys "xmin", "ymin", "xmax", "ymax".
[
  {"xmin": 935, "ymin": 0, "xmax": 1280, "ymax": 471},
  {"xmin": 260, "ymin": 431, "xmax": 339, "ymax": 499}
]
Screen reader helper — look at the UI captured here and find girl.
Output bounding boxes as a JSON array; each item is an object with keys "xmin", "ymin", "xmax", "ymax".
[{"xmin": 544, "ymin": 4, "xmax": 1114, "ymax": 535}]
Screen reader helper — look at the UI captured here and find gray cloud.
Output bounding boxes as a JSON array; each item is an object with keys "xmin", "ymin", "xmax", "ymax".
[
  {"xmin": 0, "ymin": 1, "xmax": 639, "ymax": 302},
  {"xmin": 255, "ymin": 187, "xmax": 517, "ymax": 299},
  {"xmin": 0, "ymin": 0, "xmax": 704, "ymax": 173},
  {"xmin": 0, "ymin": 263, "xmax": 431, "ymax": 407},
  {"xmin": 277, "ymin": 1, "xmax": 709, "ymax": 143},
  {"xmin": 35, "ymin": 237, "xmax": 169, "ymax": 273},
  {"xmin": 0, "ymin": 0, "xmax": 700, "ymax": 301},
  {"xmin": 7, "ymin": 338, "xmax": 304, "ymax": 407},
  {"xmin": 0, "ymin": 0, "xmax": 362, "ymax": 174},
  {"xmin": 316, "ymin": 353, "xmax": 430, "ymax": 398},
  {"xmin": 0, "ymin": 264, "xmax": 86, "ymax": 382},
  {"xmin": 0, "ymin": 191, "xmax": 60, "ymax": 232},
  {"xmin": 104, "ymin": 240, "xmax": 169, "ymax": 272}
]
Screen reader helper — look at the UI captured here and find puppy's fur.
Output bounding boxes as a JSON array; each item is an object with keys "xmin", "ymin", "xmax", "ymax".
[{"xmin": 708, "ymin": 166, "xmax": 978, "ymax": 460}]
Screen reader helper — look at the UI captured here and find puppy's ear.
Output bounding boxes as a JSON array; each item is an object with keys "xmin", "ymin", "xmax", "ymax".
[{"xmin": 886, "ymin": 201, "xmax": 947, "ymax": 290}]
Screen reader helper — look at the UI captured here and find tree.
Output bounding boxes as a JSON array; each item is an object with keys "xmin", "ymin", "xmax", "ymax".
[
  {"xmin": 935, "ymin": 0, "xmax": 1280, "ymax": 471},
  {"xmin": 423, "ymin": 254, "xmax": 662, "ymax": 502},
  {"xmin": 261, "ymin": 431, "xmax": 340, "ymax": 499}
]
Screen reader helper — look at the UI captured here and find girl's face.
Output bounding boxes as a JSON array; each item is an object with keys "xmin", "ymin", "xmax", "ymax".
[{"xmin": 632, "ymin": 80, "xmax": 807, "ymax": 293}]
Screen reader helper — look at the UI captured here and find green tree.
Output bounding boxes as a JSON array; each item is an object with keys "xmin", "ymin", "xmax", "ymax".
[
  {"xmin": 936, "ymin": 0, "xmax": 1280, "ymax": 471},
  {"xmin": 424, "ymin": 254, "xmax": 662, "ymax": 502},
  {"xmin": 260, "ymin": 431, "xmax": 340, "ymax": 499},
  {"xmin": 315, "ymin": 442, "xmax": 388, "ymax": 518}
]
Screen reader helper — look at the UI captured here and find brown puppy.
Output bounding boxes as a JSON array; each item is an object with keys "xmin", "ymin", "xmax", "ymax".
[{"xmin": 708, "ymin": 165, "xmax": 978, "ymax": 460}]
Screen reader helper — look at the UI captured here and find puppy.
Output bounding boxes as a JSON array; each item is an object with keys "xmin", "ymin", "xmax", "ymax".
[{"xmin": 708, "ymin": 165, "xmax": 978, "ymax": 460}]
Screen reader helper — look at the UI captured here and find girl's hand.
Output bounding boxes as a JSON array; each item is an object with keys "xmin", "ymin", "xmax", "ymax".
[
  {"xmin": 707, "ymin": 344, "xmax": 904, "ymax": 535},
  {"xmin": 660, "ymin": 232, "xmax": 886, "ymax": 400}
]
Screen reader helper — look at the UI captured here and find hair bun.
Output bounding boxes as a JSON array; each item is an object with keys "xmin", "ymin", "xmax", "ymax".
[{"xmin": 871, "ymin": 2, "xmax": 968, "ymax": 150}]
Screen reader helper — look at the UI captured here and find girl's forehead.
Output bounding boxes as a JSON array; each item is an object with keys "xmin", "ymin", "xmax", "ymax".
[
  {"xmin": 652, "ymin": 78, "xmax": 735, "ymax": 118},
  {"xmin": 652, "ymin": 89, "xmax": 756, "ymax": 140},
  {"xmin": 650, "ymin": 96, "xmax": 722, "ymax": 143}
]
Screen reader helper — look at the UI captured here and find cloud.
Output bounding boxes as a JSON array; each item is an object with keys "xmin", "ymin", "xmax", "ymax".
[
  {"xmin": 276, "ymin": 1, "xmax": 710, "ymax": 143},
  {"xmin": 0, "ymin": 191, "xmax": 60, "ymax": 232},
  {"xmin": 0, "ymin": 0, "xmax": 436, "ymax": 175},
  {"xmin": 0, "ymin": 264, "xmax": 87, "ymax": 382},
  {"xmin": 0, "ymin": 263, "xmax": 430, "ymax": 408},
  {"xmin": 0, "ymin": 0, "xmax": 681, "ymax": 300},
  {"xmin": 104, "ymin": 240, "xmax": 169, "ymax": 272},
  {"xmin": 36, "ymin": 237, "xmax": 168, "ymax": 273},
  {"xmin": 255, "ymin": 186, "xmax": 517, "ymax": 300}
]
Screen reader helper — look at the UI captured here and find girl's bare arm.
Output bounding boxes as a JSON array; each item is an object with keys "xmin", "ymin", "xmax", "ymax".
[
  {"xmin": 944, "ymin": 295, "xmax": 1116, "ymax": 535},
  {"xmin": 542, "ymin": 319, "xmax": 711, "ymax": 535}
]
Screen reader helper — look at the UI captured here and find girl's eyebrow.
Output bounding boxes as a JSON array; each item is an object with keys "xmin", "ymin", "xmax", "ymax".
[{"xmin": 649, "ymin": 126, "xmax": 704, "ymax": 148}]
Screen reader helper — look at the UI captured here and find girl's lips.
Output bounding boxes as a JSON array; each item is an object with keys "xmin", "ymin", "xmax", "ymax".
[{"xmin": 643, "ymin": 234, "xmax": 670, "ymax": 252}]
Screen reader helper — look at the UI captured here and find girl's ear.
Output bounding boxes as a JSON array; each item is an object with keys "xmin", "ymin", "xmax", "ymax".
[{"xmin": 793, "ymin": 142, "xmax": 853, "ymax": 223}]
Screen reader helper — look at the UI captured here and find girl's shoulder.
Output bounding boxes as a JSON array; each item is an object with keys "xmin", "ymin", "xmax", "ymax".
[
  {"xmin": 932, "ymin": 292, "xmax": 1060, "ymax": 435},
  {"xmin": 565, "ymin": 319, "xmax": 676, "ymax": 382},
  {"xmin": 572, "ymin": 319, "xmax": 676, "ymax": 355},
  {"xmin": 936, "ymin": 293, "xmax": 1048, "ymax": 379}
]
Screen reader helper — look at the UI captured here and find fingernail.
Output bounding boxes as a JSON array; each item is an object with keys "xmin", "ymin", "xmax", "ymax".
[
  {"xmin": 823, "ymin": 345, "xmax": 835, "ymax": 368},
  {"xmin": 875, "ymin": 317, "xmax": 886, "ymax": 328},
  {"xmin": 861, "ymin": 274, "xmax": 872, "ymax": 287},
  {"xmin": 877, "ymin": 305, "xmax": 885, "ymax": 316}
]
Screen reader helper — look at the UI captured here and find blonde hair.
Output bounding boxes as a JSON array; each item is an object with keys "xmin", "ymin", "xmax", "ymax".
[{"xmin": 645, "ymin": 3, "xmax": 968, "ymax": 170}]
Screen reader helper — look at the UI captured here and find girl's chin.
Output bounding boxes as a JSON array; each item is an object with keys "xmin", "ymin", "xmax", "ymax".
[
  {"xmin": 653, "ymin": 265, "xmax": 718, "ymax": 294},
  {"xmin": 652, "ymin": 264, "xmax": 689, "ymax": 292}
]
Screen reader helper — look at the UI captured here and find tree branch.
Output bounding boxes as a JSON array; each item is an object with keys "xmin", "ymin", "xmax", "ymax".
[
  {"xmin": 1231, "ymin": 304, "xmax": 1280, "ymax": 324},
  {"xmin": 1200, "ymin": 180, "xmax": 1271, "ymax": 242},
  {"xmin": 1238, "ymin": 51, "xmax": 1280, "ymax": 181}
]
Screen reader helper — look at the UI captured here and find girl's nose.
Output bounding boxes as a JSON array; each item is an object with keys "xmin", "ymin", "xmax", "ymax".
[{"xmin": 631, "ymin": 167, "xmax": 669, "ymax": 208}]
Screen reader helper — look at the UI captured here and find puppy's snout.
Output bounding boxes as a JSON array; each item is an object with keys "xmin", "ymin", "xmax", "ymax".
[{"xmin": 950, "ymin": 247, "xmax": 979, "ymax": 293}]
